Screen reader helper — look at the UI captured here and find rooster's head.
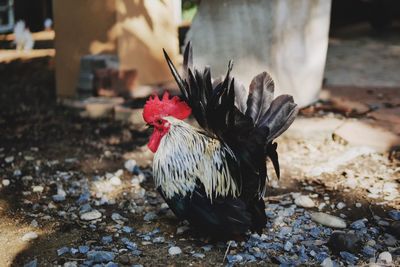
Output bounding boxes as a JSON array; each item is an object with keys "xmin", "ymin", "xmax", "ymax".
[{"xmin": 143, "ymin": 91, "xmax": 191, "ymax": 152}]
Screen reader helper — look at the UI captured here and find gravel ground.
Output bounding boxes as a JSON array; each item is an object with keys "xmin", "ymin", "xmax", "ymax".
[{"xmin": 0, "ymin": 57, "xmax": 399, "ymax": 267}]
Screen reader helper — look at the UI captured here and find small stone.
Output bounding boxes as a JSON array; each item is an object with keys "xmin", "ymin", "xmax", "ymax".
[
  {"xmin": 327, "ymin": 232, "xmax": 362, "ymax": 254},
  {"xmin": 23, "ymin": 259, "xmax": 38, "ymax": 267},
  {"xmin": 227, "ymin": 254, "xmax": 243, "ymax": 263},
  {"xmin": 388, "ymin": 210, "xmax": 400, "ymax": 221},
  {"xmin": 111, "ymin": 212, "xmax": 128, "ymax": 224},
  {"xmin": 109, "ymin": 176, "xmax": 122, "ymax": 186},
  {"xmin": 79, "ymin": 203, "xmax": 92, "ymax": 214},
  {"xmin": 340, "ymin": 251, "xmax": 358, "ymax": 265},
  {"xmin": 57, "ymin": 246, "xmax": 70, "ymax": 256},
  {"xmin": 5, "ymin": 156, "xmax": 14, "ymax": 163},
  {"xmin": 63, "ymin": 262, "xmax": 77, "ymax": 267},
  {"xmin": 350, "ymin": 219, "xmax": 367, "ymax": 230},
  {"xmin": 87, "ymin": 251, "xmax": 115, "ymax": 263},
  {"xmin": 378, "ymin": 220, "xmax": 390, "ymax": 227},
  {"xmin": 321, "ymin": 257, "xmax": 333, "ymax": 267},
  {"xmin": 152, "ymin": 236, "xmax": 165, "ymax": 243},
  {"xmin": 202, "ymin": 244, "xmax": 213, "ymax": 251},
  {"xmin": 101, "ymin": 236, "xmax": 113, "ymax": 244},
  {"xmin": 168, "ymin": 246, "xmax": 182, "ymax": 255},
  {"xmin": 2, "ymin": 179, "xmax": 10, "ymax": 186},
  {"xmin": 70, "ymin": 248, "xmax": 79, "ymax": 255},
  {"xmin": 311, "ymin": 212, "xmax": 347, "ymax": 228},
  {"xmin": 160, "ymin": 203, "xmax": 169, "ymax": 210},
  {"xmin": 131, "ymin": 177, "xmax": 140, "ymax": 186},
  {"xmin": 122, "ymin": 226, "xmax": 133, "ymax": 233},
  {"xmin": 318, "ymin": 203, "xmax": 326, "ymax": 211},
  {"xmin": 284, "ymin": 241, "xmax": 293, "ymax": 251},
  {"xmin": 32, "ymin": 186, "xmax": 44, "ymax": 193},
  {"xmin": 355, "ymin": 203, "xmax": 362, "ymax": 208},
  {"xmin": 143, "ymin": 212, "xmax": 157, "ymax": 222},
  {"xmin": 336, "ymin": 202, "xmax": 346, "ymax": 210},
  {"xmin": 52, "ymin": 194, "xmax": 66, "ymax": 202},
  {"xmin": 79, "ymin": 246, "xmax": 90, "ymax": 254},
  {"xmin": 30, "ymin": 219, "xmax": 38, "ymax": 228},
  {"xmin": 22, "ymin": 232, "xmax": 38, "ymax": 241},
  {"xmin": 378, "ymin": 251, "xmax": 392, "ymax": 264},
  {"xmin": 80, "ymin": 210, "xmax": 102, "ymax": 221},
  {"xmin": 176, "ymin": 225, "xmax": 190, "ymax": 234},
  {"xmin": 294, "ymin": 195, "xmax": 315, "ymax": 208},
  {"xmin": 124, "ymin": 159, "xmax": 138, "ymax": 173},
  {"xmin": 362, "ymin": 246, "xmax": 376, "ymax": 257},
  {"xmin": 383, "ymin": 233, "xmax": 397, "ymax": 247},
  {"xmin": 192, "ymin": 253, "xmax": 205, "ymax": 258}
]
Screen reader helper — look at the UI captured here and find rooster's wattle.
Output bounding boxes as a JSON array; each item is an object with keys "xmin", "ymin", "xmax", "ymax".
[{"xmin": 143, "ymin": 43, "xmax": 298, "ymax": 239}]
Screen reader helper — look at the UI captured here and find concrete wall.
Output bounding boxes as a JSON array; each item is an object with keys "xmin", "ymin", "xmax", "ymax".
[
  {"xmin": 53, "ymin": 0, "xmax": 117, "ymax": 97},
  {"xmin": 53, "ymin": 0, "xmax": 179, "ymax": 97}
]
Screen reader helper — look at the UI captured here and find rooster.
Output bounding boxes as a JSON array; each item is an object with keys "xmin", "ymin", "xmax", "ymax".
[{"xmin": 143, "ymin": 43, "xmax": 298, "ymax": 239}]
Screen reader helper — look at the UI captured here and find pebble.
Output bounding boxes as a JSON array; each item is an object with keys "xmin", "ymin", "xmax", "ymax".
[
  {"xmin": 294, "ymin": 195, "xmax": 315, "ymax": 208},
  {"xmin": 30, "ymin": 219, "xmax": 39, "ymax": 228},
  {"xmin": 378, "ymin": 251, "xmax": 392, "ymax": 264},
  {"xmin": 327, "ymin": 232, "xmax": 362, "ymax": 254},
  {"xmin": 143, "ymin": 212, "xmax": 158, "ymax": 222},
  {"xmin": 124, "ymin": 159, "xmax": 138, "ymax": 173},
  {"xmin": 79, "ymin": 245, "xmax": 90, "ymax": 254},
  {"xmin": 23, "ymin": 259, "xmax": 38, "ymax": 267},
  {"xmin": 336, "ymin": 202, "xmax": 346, "ymax": 210},
  {"xmin": 152, "ymin": 236, "xmax": 165, "ymax": 243},
  {"xmin": 227, "ymin": 254, "xmax": 243, "ymax": 263},
  {"xmin": 284, "ymin": 241, "xmax": 293, "ymax": 251},
  {"xmin": 5, "ymin": 156, "xmax": 14, "ymax": 163},
  {"xmin": 202, "ymin": 244, "xmax": 213, "ymax": 252},
  {"xmin": 52, "ymin": 194, "xmax": 66, "ymax": 202},
  {"xmin": 176, "ymin": 225, "xmax": 190, "ymax": 234},
  {"xmin": 101, "ymin": 236, "xmax": 113, "ymax": 244},
  {"xmin": 87, "ymin": 251, "xmax": 115, "ymax": 263},
  {"xmin": 362, "ymin": 246, "xmax": 376, "ymax": 257},
  {"xmin": 355, "ymin": 203, "xmax": 362, "ymax": 208},
  {"xmin": 168, "ymin": 246, "xmax": 182, "ymax": 255},
  {"xmin": 321, "ymin": 257, "xmax": 334, "ymax": 267},
  {"xmin": 311, "ymin": 212, "xmax": 347, "ymax": 228},
  {"xmin": 388, "ymin": 210, "xmax": 400, "ymax": 221},
  {"xmin": 109, "ymin": 176, "xmax": 122, "ymax": 186},
  {"xmin": 384, "ymin": 233, "xmax": 398, "ymax": 246},
  {"xmin": 57, "ymin": 246, "xmax": 70, "ymax": 256},
  {"xmin": 160, "ymin": 203, "xmax": 169, "ymax": 210},
  {"xmin": 32, "ymin": 186, "xmax": 44, "ymax": 193},
  {"xmin": 111, "ymin": 212, "xmax": 128, "ymax": 224},
  {"xmin": 192, "ymin": 253, "xmax": 205, "ymax": 258},
  {"xmin": 340, "ymin": 251, "xmax": 358, "ymax": 265},
  {"xmin": 80, "ymin": 210, "xmax": 102, "ymax": 221},
  {"xmin": 350, "ymin": 219, "xmax": 367, "ymax": 230},
  {"xmin": 63, "ymin": 262, "xmax": 77, "ymax": 267},
  {"xmin": 2, "ymin": 179, "xmax": 10, "ymax": 186},
  {"xmin": 22, "ymin": 232, "xmax": 38, "ymax": 241},
  {"xmin": 122, "ymin": 226, "xmax": 133, "ymax": 233}
]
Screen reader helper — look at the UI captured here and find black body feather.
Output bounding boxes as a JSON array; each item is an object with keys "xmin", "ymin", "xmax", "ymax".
[{"xmin": 161, "ymin": 43, "xmax": 298, "ymax": 239}]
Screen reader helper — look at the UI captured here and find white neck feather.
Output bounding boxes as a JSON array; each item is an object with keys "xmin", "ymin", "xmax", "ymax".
[{"xmin": 152, "ymin": 117, "xmax": 239, "ymax": 200}]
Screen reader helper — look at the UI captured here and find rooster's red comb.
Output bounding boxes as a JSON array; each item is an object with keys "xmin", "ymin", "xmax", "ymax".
[{"xmin": 143, "ymin": 91, "xmax": 191, "ymax": 124}]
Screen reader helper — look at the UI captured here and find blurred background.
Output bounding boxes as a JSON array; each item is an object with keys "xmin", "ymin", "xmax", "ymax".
[{"xmin": 0, "ymin": 1, "xmax": 399, "ymax": 266}]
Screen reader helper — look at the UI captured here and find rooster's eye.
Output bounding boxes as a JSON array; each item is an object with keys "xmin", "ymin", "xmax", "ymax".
[{"xmin": 157, "ymin": 119, "xmax": 163, "ymax": 125}]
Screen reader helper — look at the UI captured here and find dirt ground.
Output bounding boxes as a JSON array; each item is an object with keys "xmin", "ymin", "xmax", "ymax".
[{"xmin": 0, "ymin": 53, "xmax": 399, "ymax": 266}]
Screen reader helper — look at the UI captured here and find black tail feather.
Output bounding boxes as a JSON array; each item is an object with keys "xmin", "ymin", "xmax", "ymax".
[{"xmin": 259, "ymin": 95, "xmax": 299, "ymax": 142}]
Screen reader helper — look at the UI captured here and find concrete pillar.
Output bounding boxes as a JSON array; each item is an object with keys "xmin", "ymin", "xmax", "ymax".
[{"xmin": 187, "ymin": 0, "xmax": 332, "ymax": 107}]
